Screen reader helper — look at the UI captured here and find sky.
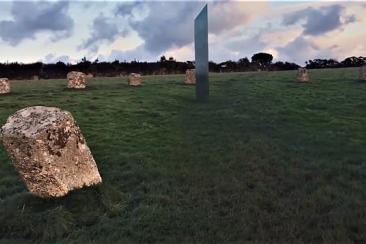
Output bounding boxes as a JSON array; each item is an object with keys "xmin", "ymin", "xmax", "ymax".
[{"xmin": 0, "ymin": 0, "xmax": 365, "ymax": 65}]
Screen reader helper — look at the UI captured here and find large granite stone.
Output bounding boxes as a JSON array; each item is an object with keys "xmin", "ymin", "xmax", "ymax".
[
  {"xmin": 185, "ymin": 69, "xmax": 196, "ymax": 85},
  {"xmin": 0, "ymin": 78, "xmax": 10, "ymax": 94},
  {"xmin": 0, "ymin": 106, "xmax": 102, "ymax": 198},
  {"xmin": 67, "ymin": 71, "xmax": 87, "ymax": 89},
  {"xmin": 296, "ymin": 68, "xmax": 310, "ymax": 83},
  {"xmin": 128, "ymin": 73, "xmax": 142, "ymax": 86}
]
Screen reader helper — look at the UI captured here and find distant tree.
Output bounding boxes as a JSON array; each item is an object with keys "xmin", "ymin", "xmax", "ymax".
[
  {"xmin": 237, "ymin": 57, "xmax": 250, "ymax": 71},
  {"xmin": 270, "ymin": 61, "xmax": 300, "ymax": 71},
  {"xmin": 341, "ymin": 56, "xmax": 366, "ymax": 67},
  {"xmin": 219, "ymin": 60, "xmax": 237, "ymax": 72},
  {"xmin": 77, "ymin": 57, "xmax": 92, "ymax": 73},
  {"xmin": 251, "ymin": 53, "xmax": 273, "ymax": 69},
  {"xmin": 160, "ymin": 56, "xmax": 166, "ymax": 62},
  {"xmin": 55, "ymin": 61, "xmax": 66, "ymax": 66},
  {"xmin": 238, "ymin": 57, "xmax": 250, "ymax": 65},
  {"xmin": 209, "ymin": 61, "xmax": 219, "ymax": 72},
  {"xmin": 306, "ymin": 59, "xmax": 340, "ymax": 69},
  {"xmin": 2, "ymin": 53, "xmax": 366, "ymax": 80}
]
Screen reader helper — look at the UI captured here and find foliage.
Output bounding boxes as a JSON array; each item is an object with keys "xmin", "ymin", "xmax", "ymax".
[
  {"xmin": 1, "ymin": 54, "xmax": 366, "ymax": 80},
  {"xmin": 270, "ymin": 61, "xmax": 300, "ymax": 71},
  {"xmin": 306, "ymin": 57, "xmax": 366, "ymax": 69},
  {"xmin": 251, "ymin": 52, "xmax": 274, "ymax": 69},
  {"xmin": 0, "ymin": 68, "xmax": 365, "ymax": 242}
]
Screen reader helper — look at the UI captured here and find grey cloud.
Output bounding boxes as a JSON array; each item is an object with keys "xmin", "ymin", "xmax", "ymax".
[
  {"xmin": 44, "ymin": 54, "xmax": 72, "ymax": 64},
  {"xmin": 283, "ymin": 5, "xmax": 356, "ymax": 36},
  {"xmin": 116, "ymin": 2, "xmax": 254, "ymax": 54},
  {"xmin": 208, "ymin": 2, "xmax": 251, "ymax": 35},
  {"xmin": 80, "ymin": 14, "xmax": 129, "ymax": 52},
  {"xmin": 345, "ymin": 15, "xmax": 356, "ymax": 24},
  {"xmin": 115, "ymin": 1, "xmax": 144, "ymax": 16},
  {"xmin": 98, "ymin": 45, "xmax": 157, "ymax": 62},
  {"xmin": 226, "ymin": 34, "xmax": 265, "ymax": 55},
  {"xmin": 0, "ymin": 1, "xmax": 74, "ymax": 45},
  {"xmin": 277, "ymin": 37, "xmax": 333, "ymax": 65},
  {"xmin": 124, "ymin": 2, "xmax": 202, "ymax": 54}
]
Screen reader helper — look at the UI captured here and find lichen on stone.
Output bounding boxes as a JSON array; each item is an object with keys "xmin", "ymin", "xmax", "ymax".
[{"xmin": 0, "ymin": 106, "xmax": 102, "ymax": 198}]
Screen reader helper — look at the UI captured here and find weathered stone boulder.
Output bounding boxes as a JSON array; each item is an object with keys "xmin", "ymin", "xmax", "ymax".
[
  {"xmin": 296, "ymin": 68, "xmax": 310, "ymax": 83},
  {"xmin": 0, "ymin": 106, "xmax": 102, "ymax": 198},
  {"xmin": 185, "ymin": 69, "xmax": 196, "ymax": 85},
  {"xmin": 128, "ymin": 73, "xmax": 142, "ymax": 86},
  {"xmin": 0, "ymin": 78, "xmax": 10, "ymax": 94},
  {"xmin": 67, "ymin": 71, "xmax": 86, "ymax": 89},
  {"xmin": 360, "ymin": 66, "xmax": 366, "ymax": 81},
  {"xmin": 86, "ymin": 73, "xmax": 94, "ymax": 79}
]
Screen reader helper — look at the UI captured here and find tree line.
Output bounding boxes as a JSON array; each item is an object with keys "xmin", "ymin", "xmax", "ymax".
[{"xmin": 0, "ymin": 53, "xmax": 365, "ymax": 80}]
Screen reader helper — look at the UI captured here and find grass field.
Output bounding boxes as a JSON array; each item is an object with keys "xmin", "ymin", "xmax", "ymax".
[{"xmin": 0, "ymin": 68, "xmax": 365, "ymax": 243}]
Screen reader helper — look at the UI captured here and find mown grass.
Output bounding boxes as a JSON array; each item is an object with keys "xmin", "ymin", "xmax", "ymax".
[{"xmin": 0, "ymin": 68, "xmax": 365, "ymax": 243}]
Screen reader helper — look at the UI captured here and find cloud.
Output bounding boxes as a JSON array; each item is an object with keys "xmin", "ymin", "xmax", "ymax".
[
  {"xmin": 277, "ymin": 36, "xmax": 333, "ymax": 65},
  {"xmin": 259, "ymin": 26, "xmax": 303, "ymax": 47},
  {"xmin": 124, "ymin": 2, "xmax": 202, "ymax": 54},
  {"xmin": 44, "ymin": 53, "xmax": 72, "ymax": 64},
  {"xmin": 97, "ymin": 44, "xmax": 157, "ymax": 62},
  {"xmin": 115, "ymin": 1, "xmax": 144, "ymax": 17},
  {"xmin": 209, "ymin": 2, "xmax": 267, "ymax": 36},
  {"xmin": 283, "ymin": 4, "xmax": 356, "ymax": 36},
  {"xmin": 116, "ymin": 2, "xmax": 268, "ymax": 54},
  {"xmin": 80, "ymin": 14, "xmax": 128, "ymax": 52},
  {"xmin": 0, "ymin": 1, "xmax": 74, "ymax": 45}
]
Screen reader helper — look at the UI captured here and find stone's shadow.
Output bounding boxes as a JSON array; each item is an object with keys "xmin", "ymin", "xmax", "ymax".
[
  {"xmin": 0, "ymin": 183, "xmax": 128, "ymax": 240},
  {"xmin": 62, "ymin": 86, "xmax": 99, "ymax": 92},
  {"xmin": 179, "ymin": 83, "xmax": 196, "ymax": 87},
  {"xmin": 0, "ymin": 183, "xmax": 123, "ymax": 214},
  {"xmin": 355, "ymin": 79, "xmax": 366, "ymax": 83},
  {"xmin": 127, "ymin": 85, "xmax": 143, "ymax": 88},
  {"xmin": 0, "ymin": 92, "xmax": 18, "ymax": 97}
]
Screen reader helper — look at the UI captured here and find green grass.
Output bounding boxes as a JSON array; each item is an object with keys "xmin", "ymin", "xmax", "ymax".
[{"xmin": 0, "ymin": 68, "xmax": 365, "ymax": 243}]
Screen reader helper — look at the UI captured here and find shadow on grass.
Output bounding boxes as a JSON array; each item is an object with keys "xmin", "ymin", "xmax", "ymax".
[
  {"xmin": 0, "ymin": 183, "xmax": 129, "ymax": 241},
  {"xmin": 63, "ymin": 86, "xmax": 99, "ymax": 92}
]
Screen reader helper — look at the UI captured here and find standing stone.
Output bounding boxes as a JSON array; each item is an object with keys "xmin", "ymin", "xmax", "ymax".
[
  {"xmin": 86, "ymin": 73, "xmax": 94, "ymax": 79},
  {"xmin": 67, "ymin": 71, "xmax": 87, "ymax": 89},
  {"xmin": 194, "ymin": 5, "xmax": 209, "ymax": 101},
  {"xmin": 185, "ymin": 69, "xmax": 196, "ymax": 85},
  {"xmin": 0, "ymin": 78, "xmax": 10, "ymax": 94},
  {"xmin": 32, "ymin": 75, "xmax": 39, "ymax": 80},
  {"xmin": 360, "ymin": 66, "xmax": 366, "ymax": 81},
  {"xmin": 128, "ymin": 73, "xmax": 142, "ymax": 86},
  {"xmin": 296, "ymin": 68, "xmax": 310, "ymax": 83},
  {"xmin": 0, "ymin": 106, "xmax": 102, "ymax": 198}
]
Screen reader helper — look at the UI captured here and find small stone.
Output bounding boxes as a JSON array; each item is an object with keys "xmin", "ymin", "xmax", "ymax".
[
  {"xmin": 86, "ymin": 73, "xmax": 94, "ymax": 79},
  {"xmin": 0, "ymin": 106, "xmax": 102, "ymax": 198},
  {"xmin": 32, "ymin": 75, "xmax": 39, "ymax": 80},
  {"xmin": 0, "ymin": 78, "xmax": 10, "ymax": 94},
  {"xmin": 128, "ymin": 73, "xmax": 142, "ymax": 86},
  {"xmin": 185, "ymin": 69, "xmax": 196, "ymax": 85},
  {"xmin": 296, "ymin": 68, "xmax": 310, "ymax": 83},
  {"xmin": 360, "ymin": 66, "xmax": 366, "ymax": 81},
  {"xmin": 67, "ymin": 71, "xmax": 87, "ymax": 89}
]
